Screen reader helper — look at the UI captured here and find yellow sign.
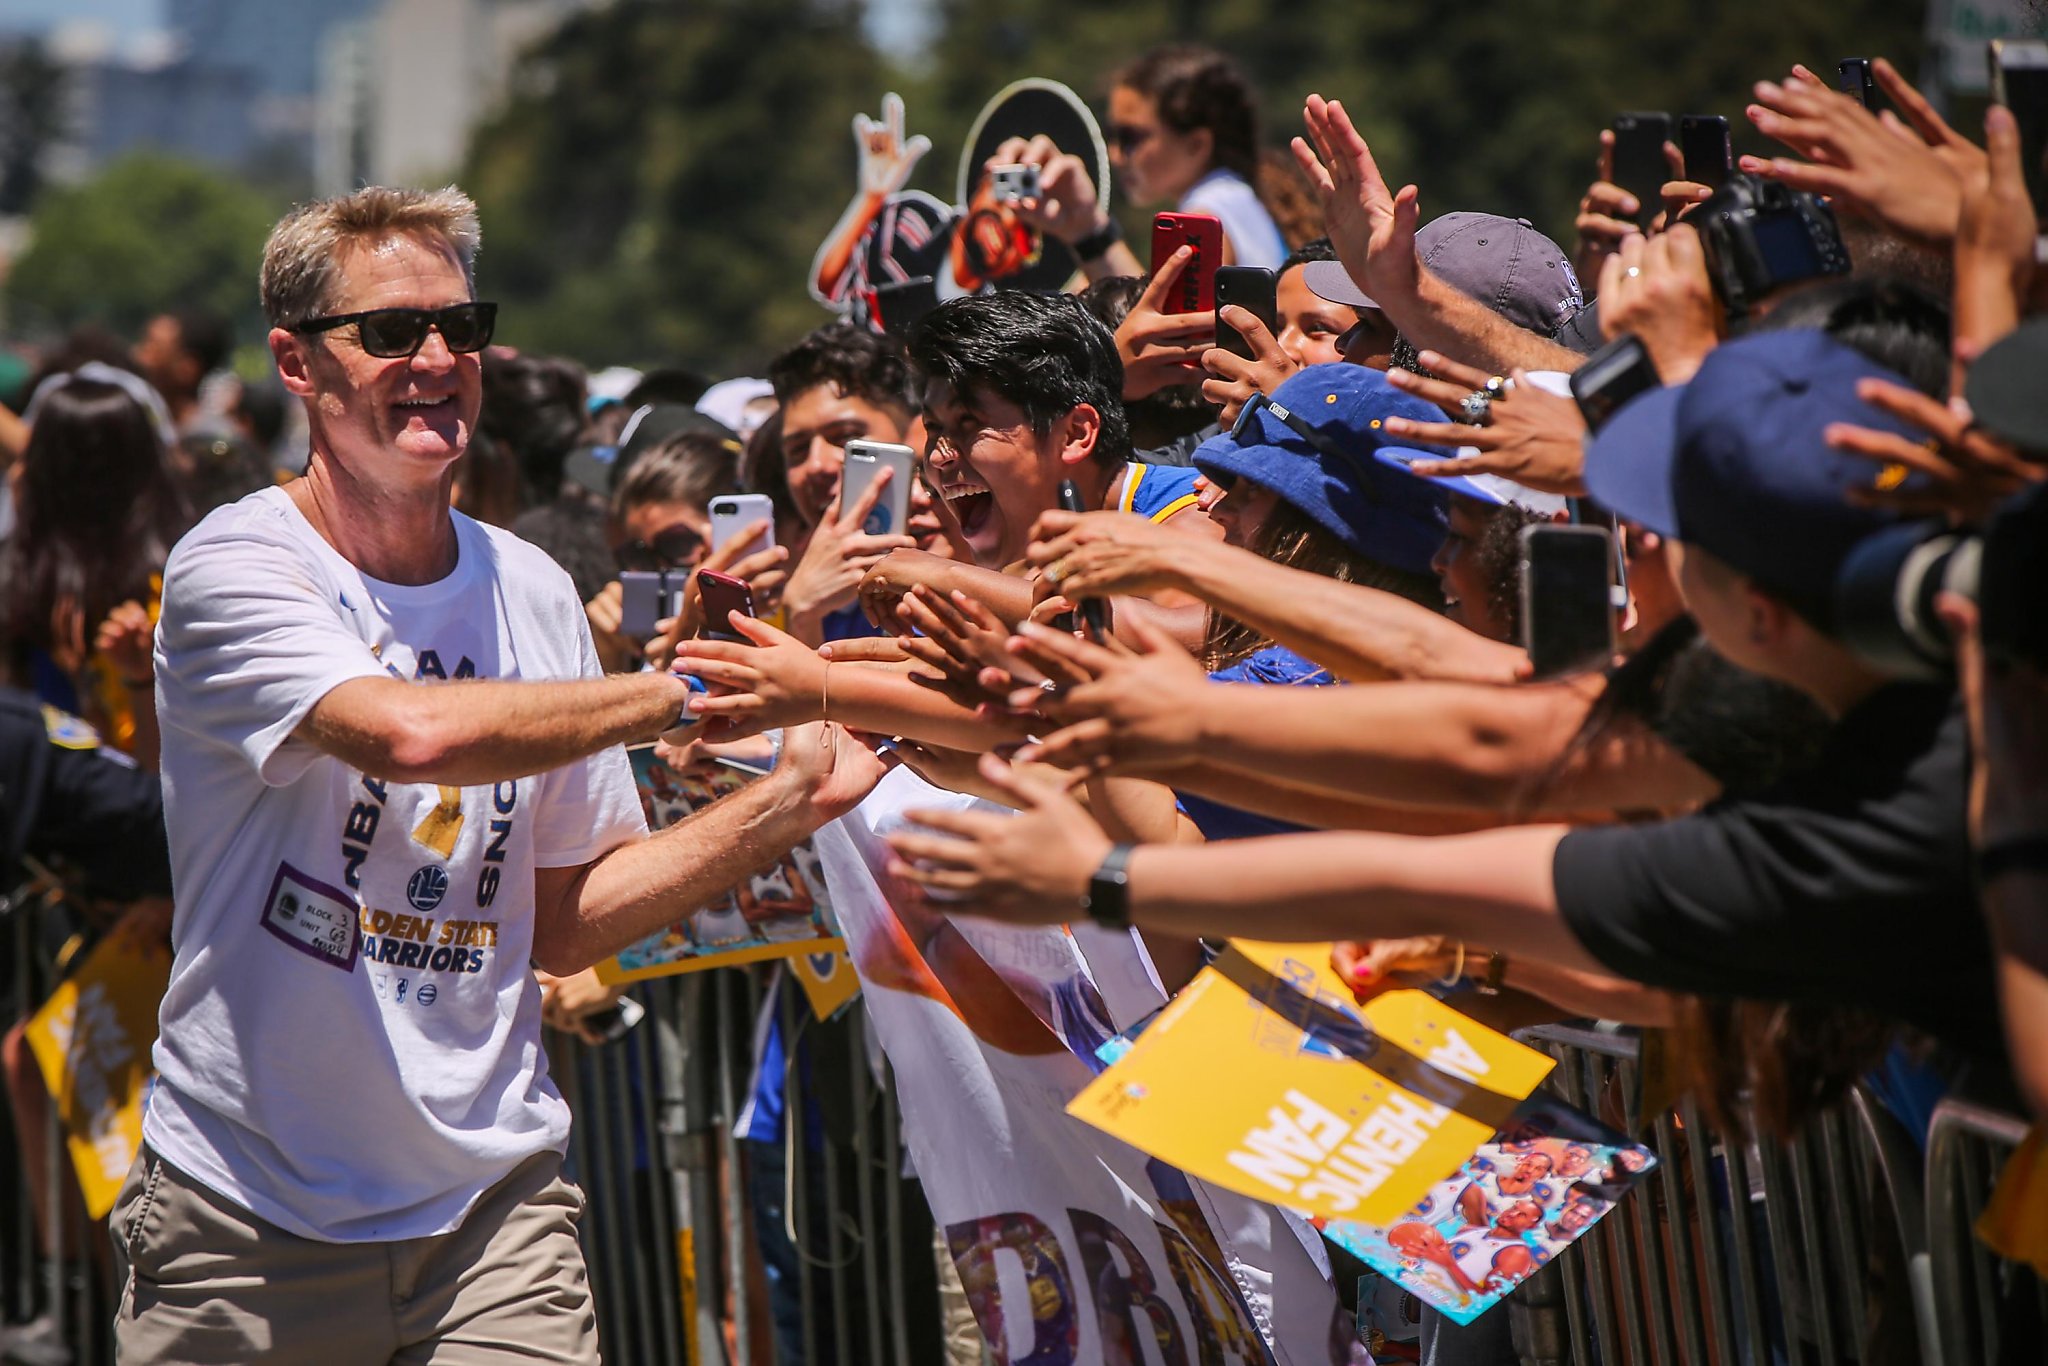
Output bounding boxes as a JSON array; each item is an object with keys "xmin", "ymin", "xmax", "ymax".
[
  {"xmin": 24, "ymin": 919, "xmax": 172, "ymax": 1218},
  {"xmin": 1067, "ymin": 941, "xmax": 1553, "ymax": 1227},
  {"xmin": 789, "ymin": 950, "xmax": 862, "ymax": 1019}
]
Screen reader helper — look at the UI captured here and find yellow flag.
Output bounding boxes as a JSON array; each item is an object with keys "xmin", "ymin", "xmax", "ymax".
[{"xmin": 24, "ymin": 920, "xmax": 173, "ymax": 1218}]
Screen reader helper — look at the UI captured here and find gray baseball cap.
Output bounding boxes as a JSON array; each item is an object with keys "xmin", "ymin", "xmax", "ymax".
[{"xmin": 1304, "ymin": 212, "xmax": 1586, "ymax": 338}]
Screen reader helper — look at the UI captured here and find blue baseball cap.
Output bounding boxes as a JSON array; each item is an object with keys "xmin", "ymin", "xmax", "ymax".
[
  {"xmin": 1191, "ymin": 364, "xmax": 1449, "ymax": 575},
  {"xmin": 1583, "ymin": 329, "xmax": 1926, "ymax": 628}
]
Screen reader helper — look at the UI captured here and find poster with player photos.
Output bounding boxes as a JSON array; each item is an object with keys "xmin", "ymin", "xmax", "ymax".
[
  {"xmin": 595, "ymin": 744, "xmax": 842, "ymax": 984},
  {"xmin": 1317, "ymin": 1098, "xmax": 1659, "ymax": 1325}
]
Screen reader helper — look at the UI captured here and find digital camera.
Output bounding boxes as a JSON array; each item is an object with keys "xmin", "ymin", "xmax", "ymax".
[
  {"xmin": 1834, "ymin": 482, "xmax": 2048, "ymax": 678},
  {"xmin": 1694, "ymin": 174, "xmax": 1852, "ymax": 317}
]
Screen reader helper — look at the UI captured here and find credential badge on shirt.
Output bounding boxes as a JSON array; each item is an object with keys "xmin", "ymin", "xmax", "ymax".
[{"xmin": 260, "ymin": 861, "xmax": 360, "ymax": 971}]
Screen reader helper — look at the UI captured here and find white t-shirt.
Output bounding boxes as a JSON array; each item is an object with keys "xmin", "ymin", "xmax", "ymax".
[
  {"xmin": 144, "ymin": 486, "xmax": 646, "ymax": 1242},
  {"xmin": 1182, "ymin": 168, "xmax": 1287, "ymax": 270}
]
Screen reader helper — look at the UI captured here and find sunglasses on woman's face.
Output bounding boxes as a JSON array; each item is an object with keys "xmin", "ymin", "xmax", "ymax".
[
  {"xmin": 1108, "ymin": 122, "xmax": 1156, "ymax": 156},
  {"xmin": 616, "ymin": 525, "xmax": 705, "ymax": 573},
  {"xmin": 292, "ymin": 302, "xmax": 498, "ymax": 360}
]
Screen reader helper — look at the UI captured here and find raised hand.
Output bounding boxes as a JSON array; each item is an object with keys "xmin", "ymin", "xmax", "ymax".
[
  {"xmin": 1381, "ymin": 354, "xmax": 1590, "ymax": 497},
  {"xmin": 1594, "ymin": 225, "xmax": 1721, "ymax": 383},
  {"xmin": 1006, "ymin": 620, "xmax": 1212, "ymax": 774},
  {"xmin": 1114, "ymin": 246, "xmax": 1215, "ymax": 399},
  {"xmin": 1029, "ymin": 508, "xmax": 1199, "ymax": 600},
  {"xmin": 886, "ymin": 755, "xmax": 1110, "ymax": 920},
  {"xmin": 672, "ymin": 615, "xmax": 829, "ymax": 741},
  {"xmin": 1826, "ymin": 378, "xmax": 2043, "ymax": 524},
  {"xmin": 783, "ymin": 469, "xmax": 918, "ymax": 643},
  {"xmin": 1201, "ymin": 306, "xmax": 1300, "ymax": 427},
  {"xmin": 853, "ymin": 92, "xmax": 932, "ymax": 198},
  {"xmin": 1292, "ymin": 94, "xmax": 1421, "ymax": 314},
  {"xmin": 1740, "ymin": 62, "xmax": 1979, "ymax": 245}
]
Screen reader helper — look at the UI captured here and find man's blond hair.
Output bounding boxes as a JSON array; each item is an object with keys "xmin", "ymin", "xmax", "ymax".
[{"xmin": 259, "ymin": 185, "xmax": 481, "ymax": 330}]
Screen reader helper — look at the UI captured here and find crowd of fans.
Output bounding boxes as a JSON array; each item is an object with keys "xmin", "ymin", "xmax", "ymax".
[{"xmin": 3, "ymin": 36, "xmax": 2047, "ymax": 1366}]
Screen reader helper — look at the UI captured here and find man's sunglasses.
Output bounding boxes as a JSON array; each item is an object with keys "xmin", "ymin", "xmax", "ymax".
[
  {"xmin": 616, "ymin": 525, "xmax": 705, "ymax": 573},
  {"xmin": 292, "ymin": 302, "xmax": 498, "ymax": 359}
]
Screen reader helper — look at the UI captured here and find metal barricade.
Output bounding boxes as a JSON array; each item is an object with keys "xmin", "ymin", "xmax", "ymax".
[
  {"xmin": 1510, "ymin": 1024, "xmax": 1960, "ymax": 1366},
  {"xmin": 1925, "ymin": 1097, "xmax": 2037, "ymax": 1366},
  {"xmin": 548, "ymin": 963, "xmax": 944, "ymax": 1366},
  {"xmin": 0, "ymin": 883, "xmax": 116, "ymax": 1366}
]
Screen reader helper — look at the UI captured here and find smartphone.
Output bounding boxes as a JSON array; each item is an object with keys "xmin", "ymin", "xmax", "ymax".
[
  {"xmin": 709, "ymin": 494, "xmax": 777, "ymax": 556},
  {"xmin": 1679, "ymin": 115, "xmax": 1732, "ymax": 189},
  {"xmin": 1568, "ymin": 335, "xmax": 1661, "ymax": 434},
  {"xmin": 1837, "ymin": 58, "xmax": 1876, "ymax": 108},
  {"xmin": 1611, "ymin": 112, "xmax": 1673, "ymax": 229},
  {"xmin": 1150, "ymin": 211, "xmax": 1224, "ymax": 314},
  {"xmin": 1521, "ymin": 525, "xmax": 1618, "ymax": 680},
  {"xmin": 840, "ymin": 439, "xmax": 915, "ymax": 537},
  {"xmin": 1214, "ymin": 266, "xmax": 1278, "ymax": 361},
  {"xmin": 1056, "ymin": 480, "xmax": 1109, "ymax": 641},
  {"xmin": 1992, "ymin": 40, "xmax": 2048, "ymax": 223},
  {"xmin": 696, "ymin": 570, "xmax": 756, "ymax": 643},
  {"xmin": 989, "ymin": 162, "xmax": 1041, "ymax": 202},
  {"xmin": 869, "ymin": 276, "xmax": 939, "ymax": 340},
  {"xmin": 620, "ymin": 569, "xmax": 688, "ymax": 640}
]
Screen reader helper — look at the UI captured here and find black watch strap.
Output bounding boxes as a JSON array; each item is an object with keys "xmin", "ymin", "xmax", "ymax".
[
  {"xmin": 1979, "ymin": 836, "xmax": 2048, "ymax": 884},
  {"xmin": 1070, "ymin": 217, "xmax": 1123, "ymax": 263},
  {"xmin": 1082, "ymin": 843, "xmax": 1136, "ymax": 929}
]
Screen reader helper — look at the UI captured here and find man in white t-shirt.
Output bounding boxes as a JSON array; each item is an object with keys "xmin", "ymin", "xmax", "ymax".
[{"xmin": 112, "ymin": 185, "xmax": 886, "ymax": 1364}]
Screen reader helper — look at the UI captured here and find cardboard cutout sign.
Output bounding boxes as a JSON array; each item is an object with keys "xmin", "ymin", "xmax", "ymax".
[{"xmin": 811, "ymin": 83, "xmax": 1112, "ymax": 329}]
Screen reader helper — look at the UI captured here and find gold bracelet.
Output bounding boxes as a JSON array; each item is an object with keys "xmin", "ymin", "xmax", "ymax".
[{"xmin": 1436, "ymin": 941, "xmax": 1467, "ymax": 987}]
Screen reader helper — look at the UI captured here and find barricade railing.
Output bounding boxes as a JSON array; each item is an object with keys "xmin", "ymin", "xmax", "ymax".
[{"xmin": 3, "ymin": 906, "xmax": 2037, "ymax": 1366}]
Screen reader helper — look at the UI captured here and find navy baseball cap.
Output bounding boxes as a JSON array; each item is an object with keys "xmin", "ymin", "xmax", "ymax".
[
  {"xmin": 1304, "ymin": 213, "xmax": 1586, "ymax": 338},
  {"xmin": 1192, "ymin": 364, "xmax": 1449, "ymax": 574},
  {"xmin": 1584, "ymin": 329, "xmax": 1925, "ymax": 628}
]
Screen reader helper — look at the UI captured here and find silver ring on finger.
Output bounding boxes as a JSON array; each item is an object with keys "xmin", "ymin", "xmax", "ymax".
[
  {"xmin": 1457, "ymin": 391, "xmax": 1494, "ymax": 426},
  {"xmin": 1624, "ymin": 266, "xmax": 1642, "ymax": 279}
]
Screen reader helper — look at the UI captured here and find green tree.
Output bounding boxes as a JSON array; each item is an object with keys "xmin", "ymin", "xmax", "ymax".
[
  {"xmin": 914, "ymin": 0, "xmax": 1929, "ymax": 259},
  {"xmin": 4, "ymin": 152, "xmax": 277, "ymax": 341},
  {"xmin": 462, "ymin": 0, "xmax": 894, "ymax": 373}
]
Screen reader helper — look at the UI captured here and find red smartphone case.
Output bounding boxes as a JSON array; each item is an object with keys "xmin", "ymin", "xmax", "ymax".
[{"xmin": 1150, "ymin": 212, "xmax": 1224, "ymax": 313}]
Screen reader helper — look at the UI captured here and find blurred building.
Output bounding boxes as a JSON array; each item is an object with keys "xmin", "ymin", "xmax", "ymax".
[{"xmin": 315, "ymin": 0, "xmax": 592, "ymax": 194}]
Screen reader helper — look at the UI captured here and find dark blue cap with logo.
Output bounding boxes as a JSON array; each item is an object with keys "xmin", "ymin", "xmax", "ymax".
[
  {"xmin": 1583, "ymin": 329, "xmax": 1925, "ymax": 628},
  {"xmin": 1191, "ymin": 364, "xmax": 1449, "ymax": 575}
]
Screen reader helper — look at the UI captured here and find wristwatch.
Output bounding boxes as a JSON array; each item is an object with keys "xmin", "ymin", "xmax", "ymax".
[
  {"xmin": 1081, "ymin": 844, "xmax": 1136, "ymax": 929},
  {"xmin": 1070, "ymin": 216, "xmax": 1123, "ymax": 263}
]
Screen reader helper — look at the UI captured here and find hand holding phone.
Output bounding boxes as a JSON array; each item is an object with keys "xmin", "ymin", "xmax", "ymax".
[
  {"xmin": 696, "ymin": 570, "xmax": 756, "ymax": 643},
  {"xmin": 1151, "ymin": 212, "xmax": 1223, "ymax": 313},
  {"xmin": 1611, "ymin": 113, "xmax": 1674, "ymax": 230},
  {"xmin": 1521, "ymin": 525, "xmax": 1618, "ymax": 679},
  {"xmin": 1056, "ymin": 481, "xmax": 1110, "ymax": 641},
  {"xmin": 840, "ymin": 440, "xmax": 915, "ymax": 537},
  {"xmin": 1214, "ymin": 266, "xmax": 1278, "ymax": 362},
  {"xmin": 710, "ymin": 494, "xmax": 777, "ymax": 555}
]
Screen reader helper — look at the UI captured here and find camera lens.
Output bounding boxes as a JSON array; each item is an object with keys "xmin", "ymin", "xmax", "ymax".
[{"xmin": 1834, "ymin": 520, "xmax": 1982, "ymax": 680}]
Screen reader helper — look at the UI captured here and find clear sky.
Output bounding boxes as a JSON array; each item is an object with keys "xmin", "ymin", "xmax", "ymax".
[{"xmin": 0, "ymin": 0, "xmax": 163, "ymax": 35}]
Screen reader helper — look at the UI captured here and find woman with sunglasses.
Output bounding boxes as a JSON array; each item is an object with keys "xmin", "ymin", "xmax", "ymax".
[
  {"xmin": 1110, "ymin": 45, "xmax": 1289, "ymax": 270},
  {"xmin": 585, "ymin": 430, "xmax": 789, "ymax": 674}
]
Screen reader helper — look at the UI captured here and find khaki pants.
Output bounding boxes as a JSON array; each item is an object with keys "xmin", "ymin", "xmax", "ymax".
[{"xmin": 110, "ymin": 1146, "xmax": 599, "ymax": 1365}]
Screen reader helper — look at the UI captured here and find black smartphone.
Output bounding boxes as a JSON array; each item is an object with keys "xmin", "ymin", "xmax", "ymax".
[
  {"xmin": 1521, "ymin": 525, "xmax": 1617, "ymax": 680},
  {"xmin": 1992, "ymin": 40, "xmax": 2048, "ymax": 223},
  {"xmin": 870, "ymin": 276, "xmax": 939, "ymax": 341},
  {"xmin": 1214, "ymin": 266, "xmax": 1278, "ymax": 361},
  {"xmin": 1056, "ymin": 480, "xmax": 1109, "ymax": 640},
  {"xmin": 696, "ymin": 570, "xmax": 755, "ymax": 644},
  {"xmin": 1612, "ymin": 112, "xmax": 1673, "ymax": 229},
  {"xmin": 1679, "ymin": 115, "xmax": 1732, "ymax": 189},
  {"xmin": 619, "ymin": 569, "xmax": 687, "ymax": 640},
  {"xmin": 1838, "ymin": 58, "xmax": 1877, "ymax": 108},
  {"xmin": 1568, "ymin": 334, "xmax": 1661, "ymax": 434}
]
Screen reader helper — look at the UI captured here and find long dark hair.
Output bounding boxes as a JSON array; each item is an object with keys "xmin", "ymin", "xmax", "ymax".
[
  {"xmin": 1205, "ymin": 499, "xmax": 1442, "ymax": 671},
  {"xmin": 3, "ymin": 379, "xmax": 190, "ymax": 656},
  {"xmin": 1114, "ymin": 45, "xmax": 1261, "ymax": 184}
]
